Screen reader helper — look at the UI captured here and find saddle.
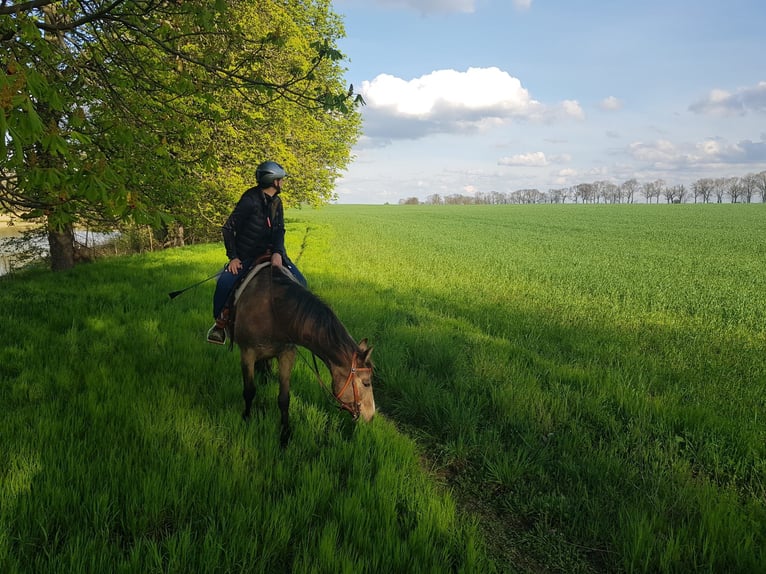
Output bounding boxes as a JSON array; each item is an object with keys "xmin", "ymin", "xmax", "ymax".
[{"xmin": 232, "ymin": 259, "xmax": 298, "ymax": 307}]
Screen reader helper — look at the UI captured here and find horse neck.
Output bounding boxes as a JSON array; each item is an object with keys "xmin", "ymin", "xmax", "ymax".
[
  {"xmin": 275, "ymin": 283, "xmax": 357, "ymax": 369},
  {"xmin": 295, "ymin": 315, "xmax": 357, "ymax": 370}
]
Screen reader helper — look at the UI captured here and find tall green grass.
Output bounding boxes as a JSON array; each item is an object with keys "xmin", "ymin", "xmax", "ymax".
[
  {"xmin": 2, "ymin": 203, "xmax": 764, "ymax": 573},
  {"xmin": 295, "ymin": 204, "xmax": 765, "ymax": 573},
  {"xmin": 0, "ymin": 244, "xmax": 491, "ymax": 573}
]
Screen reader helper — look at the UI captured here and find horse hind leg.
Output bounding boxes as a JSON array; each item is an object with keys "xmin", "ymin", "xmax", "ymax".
[
  {"xmin": 254, "ymin": 357, "xmax": 273, "ymax": 384},
  {"xmin": 240, "ymin": 348, "xmax": 257, "ymax": 420},
  {"xmin": 277, "ymin": 347, "xmax": 297, "ymax": 447}
]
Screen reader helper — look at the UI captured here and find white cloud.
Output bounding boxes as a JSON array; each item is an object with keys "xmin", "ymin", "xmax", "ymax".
[
  {"xmin": 689, "ymin": 81, "xmax": 766, "ymax": 116},
  {"xmin": 360, "ymin": 67, "xmax": 583, "ymax": 141},
  {"xmin": 499, "ymin": 151, "xmax": 549, "ymax": 167},
  {"xmin": 600, "ymin": 96, "xmax": 623, "ymax": 111},
  {"xmin": 362, "ymin": 68, "xmax": 540, "ymax": 117},
  {"xmin": 498, "ymin": 152, "xmax": 571, "ymax": 167},
  {"xmin": 560, "ymin": 99, "xmax": 585, "ymax": 120},
  {"xmin": 628, "ymin": 136, "xmax": 766, "ymax": 168},
  {"xmin": 373, "ymin": 0, "xmax": 476, "ymax": 14},
  {"xmin": 513, "ymin": 0, "xmax": 532, "ymax": 10}
]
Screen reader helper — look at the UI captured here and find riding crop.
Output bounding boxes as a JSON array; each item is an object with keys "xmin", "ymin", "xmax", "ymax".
[{"xmin": 168, "ymin": 271, "xmax": 222, "ymax": 299}]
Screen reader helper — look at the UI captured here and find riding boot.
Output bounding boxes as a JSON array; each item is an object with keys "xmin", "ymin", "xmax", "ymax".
[{"xmin": 207, "ymin": 308, "xmax": 229, "ymax": 345}]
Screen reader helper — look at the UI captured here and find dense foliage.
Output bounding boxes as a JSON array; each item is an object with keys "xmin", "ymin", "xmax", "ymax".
[{"xmin": 1, "ymin": 0, "xmax": 362, "ymax": 269}]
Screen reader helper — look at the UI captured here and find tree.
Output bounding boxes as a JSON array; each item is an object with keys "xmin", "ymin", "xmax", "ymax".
[
  {"xmin": 575, "ymin": 182, "xmax": 595, "ymax": 204},
  {"xmin": 740, "ymin": 173, "xmax": 758, "ymax": 203},
  {"xmin": 692, "ymin": 178, "xmax": 714, "ymax": 203},
  {"xmin": 620, "ymin": 178, "xmax": 639, "ymax": 203},
  {"xmin": 712, "ymin": 178, "xmax": 728, "ymax": 203},
  {"xmin": 754, "ymin": 171, "xmax": 766, "ymax": 202},
  {"xmin": 641, "ymin": 179, "xmax": 664, "ymax": 204},
  {"xmin": 1, "ymin": 0, "xmax": 362, "ymax": 270},
  {"xmin": 727, "ymin": 177, "xmax": 743, "ymax": 203}
]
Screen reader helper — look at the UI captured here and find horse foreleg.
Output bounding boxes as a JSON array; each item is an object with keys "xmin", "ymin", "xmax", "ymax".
[
  {"xmin": 277, "ymin": 347, "xmax": 296, "ymax": 447},
  {"xmin": 240, "ymin": 348, "xmax": 257, "ymax": 420}
]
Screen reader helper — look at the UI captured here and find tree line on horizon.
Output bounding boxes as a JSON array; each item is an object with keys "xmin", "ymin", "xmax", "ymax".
[{"xmin": 400, "ymin": 171, "xmax": 766, "ymax": 205}]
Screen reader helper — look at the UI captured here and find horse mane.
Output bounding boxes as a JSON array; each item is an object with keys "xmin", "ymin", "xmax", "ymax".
[{"xmin": 271, "ymin": 270, "xmax": 358, "ymax": 366}]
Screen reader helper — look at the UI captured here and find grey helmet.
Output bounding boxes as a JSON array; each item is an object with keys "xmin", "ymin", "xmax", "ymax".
[{"xmin": 255, "ymin": 161, "xmax": 288, "ymax": 187}]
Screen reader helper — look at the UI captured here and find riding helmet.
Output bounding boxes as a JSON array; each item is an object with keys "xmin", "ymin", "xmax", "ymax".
[{"xmin": 256, "ymin": 161, "xmax": 288, "ymax": 187}]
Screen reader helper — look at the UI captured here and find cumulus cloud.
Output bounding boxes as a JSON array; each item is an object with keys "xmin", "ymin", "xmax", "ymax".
[
  {"xmin": 373, "ymin": 0, "xmax": 476, "ymax": 14},
  {"xmin": 513, "ymin": 0, "xmax": 533, "ymax": 10},
  {"xmin": 360, "ymin": 67, "xmax": 583, "ymax": 141},
  {"xmin": 689, "ymin": 81, "xmax": 766, "ymax": 116},
  {"xmin": 600, "ymin": 96, "xmax": 623, "ymax": 111}
]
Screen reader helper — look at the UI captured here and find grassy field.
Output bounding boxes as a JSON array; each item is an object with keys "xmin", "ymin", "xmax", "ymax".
[{"xmin": 1, "ymin": 204, "xmax": 764, "ymax": 572}]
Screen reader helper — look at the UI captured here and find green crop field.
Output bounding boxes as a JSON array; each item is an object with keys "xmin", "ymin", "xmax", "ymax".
[{"xmin": 1, "ymin": 204, "xmax": 764, "ymax": 573}]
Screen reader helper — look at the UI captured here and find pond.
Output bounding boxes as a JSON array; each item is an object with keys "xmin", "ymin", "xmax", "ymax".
[{"xmin": 0, "ymin": 223, "xmax": 117, "ymax": 276}]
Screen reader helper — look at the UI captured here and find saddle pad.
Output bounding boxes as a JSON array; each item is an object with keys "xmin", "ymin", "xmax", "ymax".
[{"xmin": 233, "ymin": 262, "xmax": 298, "ymax": 306}]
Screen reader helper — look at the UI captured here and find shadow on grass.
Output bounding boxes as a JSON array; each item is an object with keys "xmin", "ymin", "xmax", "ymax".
[{"xmin": 303, "ymin": 268, "xmax": 766, "ymax": 574}]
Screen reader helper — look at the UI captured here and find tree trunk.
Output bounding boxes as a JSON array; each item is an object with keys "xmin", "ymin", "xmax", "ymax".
[{"xmin": 48, "ymin": 224, "xmax": 75, "ymax": 271}]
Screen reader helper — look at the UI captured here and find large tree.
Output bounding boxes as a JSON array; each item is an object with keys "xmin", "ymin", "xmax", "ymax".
[{"xmin": 1, "ymin": 0, "xmax": 362, "ymax": 270}]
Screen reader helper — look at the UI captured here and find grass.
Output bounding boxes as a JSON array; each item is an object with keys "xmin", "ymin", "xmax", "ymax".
[
  {"xmin": 0, "ymin": 244, "xmax": 491, "ymax": 573},
  {"xmin": 2, "ymin": 203, "xmax": 765, "ymax": 572}
]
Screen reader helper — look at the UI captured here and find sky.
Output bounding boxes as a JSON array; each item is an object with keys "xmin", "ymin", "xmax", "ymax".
[{"xmin": 329, "ymin": 0, "xmax": 766, "ymax": 204}]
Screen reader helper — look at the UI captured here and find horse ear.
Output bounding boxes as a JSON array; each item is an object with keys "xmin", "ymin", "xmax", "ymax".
[{"xmin": 358, "ymin": 339, "xmax": 373, "ymax": 362}]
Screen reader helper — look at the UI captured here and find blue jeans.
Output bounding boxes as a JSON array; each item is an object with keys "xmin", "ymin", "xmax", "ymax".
[{"xmin": 212, "ymin": 257, "xmax": 306, "ymax": 319}]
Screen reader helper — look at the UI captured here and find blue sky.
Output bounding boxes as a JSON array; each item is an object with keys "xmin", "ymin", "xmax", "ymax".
[{"xmin": 330, "ymin": 0, "xmax": 766, "ymax": 203}]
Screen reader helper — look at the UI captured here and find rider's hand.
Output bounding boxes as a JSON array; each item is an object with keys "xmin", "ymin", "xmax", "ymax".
[
  {"xmin": 228, "ymin": 258, "xmax": 243, "ymax": 275},
  {"xmin": 271, "ymin": 252, "xmax": 283, "ymax": 268}
]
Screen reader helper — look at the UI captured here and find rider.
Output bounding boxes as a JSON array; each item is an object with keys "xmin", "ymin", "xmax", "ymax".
[{"xmin": 207, "ymin": 160, "xmax": 307, "ymax": 345}]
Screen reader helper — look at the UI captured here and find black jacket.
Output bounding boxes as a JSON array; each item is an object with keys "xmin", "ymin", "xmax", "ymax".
[{"xmin": 221, "ymin": 186, "xmax": 286, "ymax": 262}]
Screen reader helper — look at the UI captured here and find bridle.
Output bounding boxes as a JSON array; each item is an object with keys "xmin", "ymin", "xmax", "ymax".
[
  {"xmin": 310, "ymin": 351, "xmax": 371, "ymax": 420},
  {"xmin": 263, "ymin": 269, "xmax": 372, "ymax": 420}
]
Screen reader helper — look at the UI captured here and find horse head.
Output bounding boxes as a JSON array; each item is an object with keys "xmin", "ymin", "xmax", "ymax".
[{"xmin": 332, "ymin": 338, "xmax": 375, "ymax": 422}]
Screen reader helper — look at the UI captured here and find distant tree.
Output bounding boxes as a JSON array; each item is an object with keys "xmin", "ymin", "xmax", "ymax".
[
  {"xmin": 489, "ymin": 191, "xmax": 507, "ymax": 205},
  {"xmin": 666, "ymin": 184, "xmax": 686, "ymax": 203},
  {"xmin": 548, "ymin": 188, "xmax": 567, "ymax": 204},
  {"xmin": 575, "ymin": 182, "xmax": 595, "ymax": 203},
  {"xmin": 425, "ymin": 193, "xmax": 443, "ymax": 205},
  {"xmin": 642, "ymin": 180, "xmax": 664, "ymax": 204},
  {"xmin": 727, "ymin": 177, "xmax": 743, "ymax": 203},
  {"xmin": 620, "ymin": 178, "xmax": 639, "ymax": 203},
  {"xmin": 598, "ymin": 181, "xmax": 619, "ymax": 203},
  {"xmin": 692, "ymin": 178, "xmax": 714, "ymax": 203},
  {"xmin": 740, "ymin": 173, "xmax": 758, "ymax": 203},
  {"xmin": 713, "ymin": 178, "xmax": 728, "ymax": 203},
  {"xmin": 754, "ymin": 171, "xmax": 766, "ymax": 202},
  {"xmin": 399, "ymin": 197, "xmax": 420, "ymax": 205}
]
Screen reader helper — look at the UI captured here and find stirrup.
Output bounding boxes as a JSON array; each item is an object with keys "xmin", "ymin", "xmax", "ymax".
[{"xmin": 207, "ymin": 324, "xmax": 227, "ymax": 345}]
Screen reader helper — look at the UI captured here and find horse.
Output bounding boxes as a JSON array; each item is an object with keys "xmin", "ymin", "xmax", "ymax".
[{"xmin": 231, "ymin": 264, "xmax": 375, "ymax": 445}]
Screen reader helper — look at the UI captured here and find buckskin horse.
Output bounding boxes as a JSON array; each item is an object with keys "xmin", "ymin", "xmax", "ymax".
[{"xmin": 231, "ymin": 264, "xmax": 375, "ymax": 445}]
